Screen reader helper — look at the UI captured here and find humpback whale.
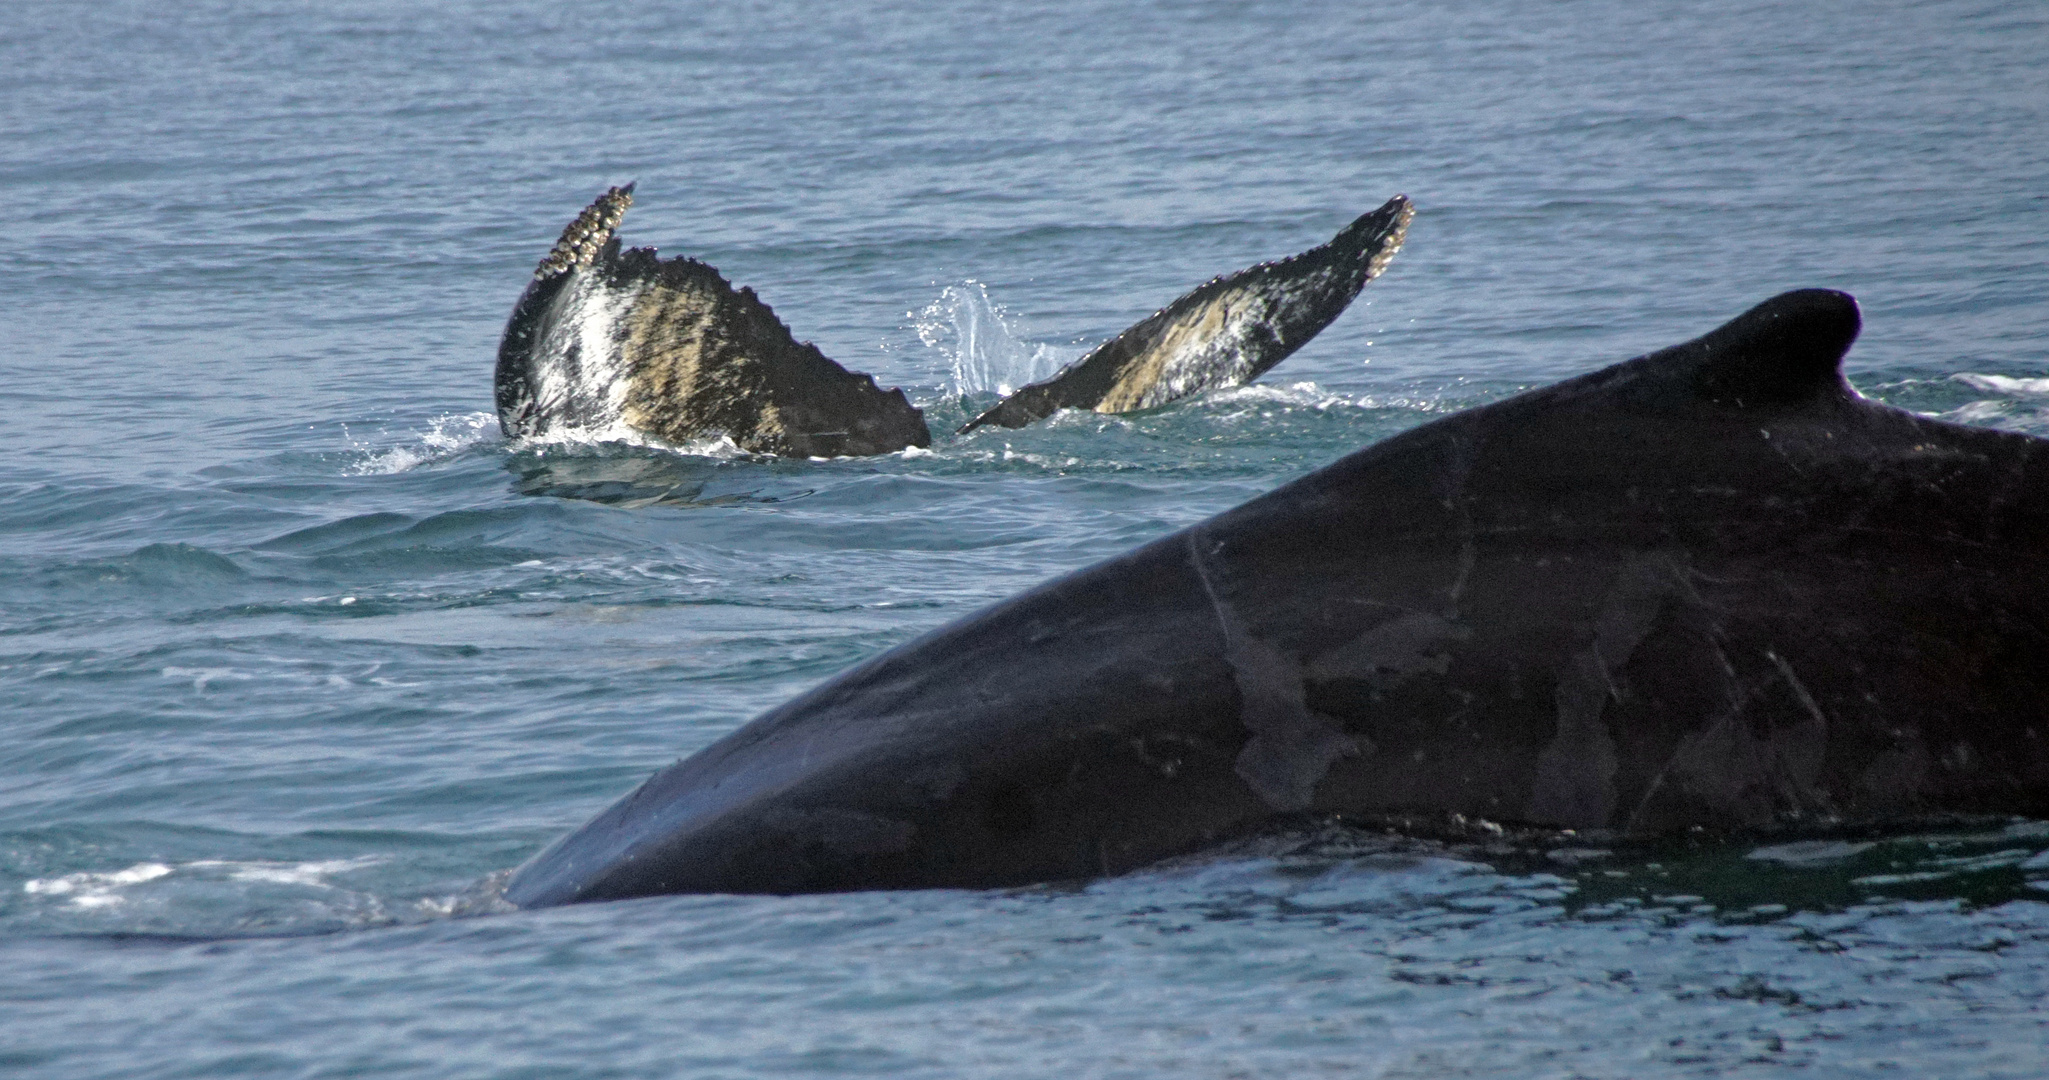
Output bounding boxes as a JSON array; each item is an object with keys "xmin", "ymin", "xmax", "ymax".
[
  {"xmin": 495, "ymin": 185, "xmax": 933, "ymax": 458},
  {"xmin": 504, "ymin": 289, "xmax": 2049, "ymax": 905},
  {"xmin": 958, "ymin": 196, "xmax": 1413, "ymax": 433},
  {"xmin": 496, "ymin": 187, "xmax": 1411, "ymax": 456}
]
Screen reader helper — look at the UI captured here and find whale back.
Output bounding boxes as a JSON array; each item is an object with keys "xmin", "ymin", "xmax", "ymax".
[{"xmin": 506, "ymin": 289, "xmax": 2049, "ymax": 904}]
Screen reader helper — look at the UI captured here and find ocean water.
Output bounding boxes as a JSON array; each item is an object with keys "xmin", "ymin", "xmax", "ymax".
[{"xmin": 5, "ymin": 0, "xmax": 2049, "ymax": 1075}]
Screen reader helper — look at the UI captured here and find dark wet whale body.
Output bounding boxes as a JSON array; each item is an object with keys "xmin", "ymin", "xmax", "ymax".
[
  {"xmin": 960, "ymin": 195, "xmax": 1413, "ymax": 433},
  {"xmin": 504, "ymin": 289, "xmax": 2049, "ymax": 905},
  {"xmin": 495, "ymin": 187, "xmax": 1410, "ymax": 456}
]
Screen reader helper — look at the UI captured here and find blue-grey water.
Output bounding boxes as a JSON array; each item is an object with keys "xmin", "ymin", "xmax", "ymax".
[{"xmin": 6, "ymin": 1, "xmax": 2049, "ymax": 1075}]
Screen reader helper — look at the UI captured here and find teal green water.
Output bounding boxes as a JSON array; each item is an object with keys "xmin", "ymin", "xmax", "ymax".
[{"xmin": 5, "ymin": 1, "xmax": 2048, "ymax": 1075}]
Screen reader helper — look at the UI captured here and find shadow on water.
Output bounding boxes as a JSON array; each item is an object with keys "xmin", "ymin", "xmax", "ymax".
[
  {"xmin": 13, "ymin": 819, "xmax": 2046, "ymax": 949},
  {"xmin": 503, "ymin": 447, "xmax": 815, "ymax": 509},
  {"xmin": 1229, "ymin": 815, "xmax": 2049, "ymax": 926},
  {"xmin": 1556, "ymin": 820, "xmax": 2049, "ymax": 920}
]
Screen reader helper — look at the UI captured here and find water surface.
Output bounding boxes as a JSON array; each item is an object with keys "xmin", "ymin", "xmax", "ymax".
[{"xmin": 5, "ymin": 1, "xmax": 2048, "ymax": 1075}]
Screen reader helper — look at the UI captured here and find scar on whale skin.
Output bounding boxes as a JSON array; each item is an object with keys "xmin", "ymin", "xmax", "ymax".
[
  {"xmin": 1525, "ymin": 552, "xmax": 1685, "ymax": 828},
  {"xmin": 1188, "ymin": 529, "xmax": 1360, "ymax": 812}
]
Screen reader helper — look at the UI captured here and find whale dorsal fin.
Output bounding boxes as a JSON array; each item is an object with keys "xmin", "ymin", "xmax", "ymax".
[{"xmin": 1682, "ymin": 288, "xmax": 1861, "ymax": 408}]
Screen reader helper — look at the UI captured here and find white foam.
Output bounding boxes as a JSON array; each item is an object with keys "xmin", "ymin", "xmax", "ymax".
[
  {"xmin": 1745, "ymin": 839, "xmax": 1876, "ymax": 866},
  {"xmin": 915, "ymin": 281, "xmax": 1079, "ymax": 396},
  {"xmin": 1205, "ymin": 381, "xmax": 1355, "ymax": 411},
  {"xmin": 346, "ymin": 412, "xmax": 498, "ymax": 476},
  {"xmin": 216, "ymin": 858, "xmax": 381, "ymax": 886},
  {"xmin": 1939, "ymin": 400, "xmax": 2013, "ymax": 425},
  {"xmin": 513, "ymin": 424, "xmax": 749, "ymax": 460},
  {"xmin": 161, "ymin": 666, "xmax": 253, "ymax": 692},
  {"xmin": 24, "ymin": 862, "xmax": 173, "ymax": 900},
  {"xmin": 1952, "ymin": 373, "xmax": 2049, "ymax": 396},
  {"xmin": 22, "ymin": 857, "xmax": 382, "ymax": 909}
]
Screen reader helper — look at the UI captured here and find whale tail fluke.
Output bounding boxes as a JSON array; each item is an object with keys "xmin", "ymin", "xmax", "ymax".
[
  {"xmin": 495, "ymin": 185, "xmax": 931, "ymax": 456},
  {"xmin": 499, "ymin": 188, "xmax": 1411, "ymax": 455},
  {"xmin": 958, "ymin": 194, "xmax": 1413, "ymax": 434}
]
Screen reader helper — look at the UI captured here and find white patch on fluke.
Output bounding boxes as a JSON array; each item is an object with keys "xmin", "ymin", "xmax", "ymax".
[
  {"xmin": 511, "ymin": 270, "xmax": 764, "ymax": 455},
  {"xmin": 1140, "ymin": 268, "xmax": 1346, "ymax": 411},
  {"xmin": 526, "ymin": 271, "xmax": 648, "ymax": 437}
]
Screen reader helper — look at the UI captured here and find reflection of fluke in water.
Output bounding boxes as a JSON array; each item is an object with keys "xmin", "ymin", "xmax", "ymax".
[
  {"xmin": 959, "ymin": 195, "xmax": 1413, "ymax": 434},
  {"xmin": 507, "ymin": 451, "xmax": 811, "ymax": 509},
  {"xmin": 494, "ymin": 184, "xmax": 932, "ymax": 458},
  {"xmin": 495, "ymin": 187, "xmax": 1412, "ymax": 457}
]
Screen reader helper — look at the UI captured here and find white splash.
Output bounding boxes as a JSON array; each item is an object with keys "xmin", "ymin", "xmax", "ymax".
[
  {"xmin": 514, "ymin": 424, "xmax": 749, "ymax": 459},
  {"xmin": 346, "ymin": 412, "xmax": 499, "ymax": 475},
  {"xmin": 915, "ymin": 281, "xmax": 1079, "ymax": 397}
]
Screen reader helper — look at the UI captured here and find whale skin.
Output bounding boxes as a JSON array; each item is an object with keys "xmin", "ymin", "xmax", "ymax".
[{"xmin": 505, "ymin": 288, "xmax": 2049, "ymax": 905}]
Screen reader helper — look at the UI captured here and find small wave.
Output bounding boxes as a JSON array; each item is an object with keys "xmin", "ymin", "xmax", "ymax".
[
  {"xmin": 1937, "ymin": 400, "xmax": 2016, "ymax": 426},
  {"xmin": 1178, "ymin": 381, "xmax": 1497, "ymax": 432},
  {"xmin": 121, "ymin": 542, "xmax": 248, "ymax": 582},
  {"xmin": 915, "ymin": 281, "xmax": 1080, "ymax": 397},
  {"xmin": 999, "ymin": 446, "xmax": 1085, "ymax": 469},
  {"xmin": 415, "ymin": 869, "xmax": 517, "ymax": 919},
  {"xmin": 22, "ymin": 862, "xmax": 174, "ymax": 908},
  {"xmin": 160, "ymin": 665, "xmax": 256, "ymax": 692},
  {"xmin": 159, "ymin": 657, "xmax": 420, "ymax": 692},
  {"xmin": 1207, "ymin": 382, "xmax": 1345, "ymax": 408},
  {"xmin": 514, "ymin": 424, "xmax": 750, "ymax": 461},
  {"xmin": 1745, "ymin": 840, "xmax": 1878, "ymax": 867},
  {"xmin": 1952, "ymin": 373, "xmax": 2049, "ymax": 396},
  {"xmin": 1204, "ymin": 381, "xmax": 1357, "ymax": 411},
  {"xmin": 345, "ymin": 412, "xmax": 498, "ymax": 475},
  {"xmin": 20, "ymin": 856, "xmax": 515, "ymax": 931},
  {"xmin": 22, "ymin": 857, "xmax": 381, "ymax": 909}
]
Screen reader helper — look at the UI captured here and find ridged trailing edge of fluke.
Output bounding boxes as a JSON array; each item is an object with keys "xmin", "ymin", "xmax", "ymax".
[
  {"xmin": 503, "ymin": 287, "xmax": 2049, "ymax": 906},
  {"xmin": 959, "ymin": 194, "xmax": 1414, "ymax": 433},
  {"xmin": 534, "ymin": 183, "xmax": 635, "ymax": 280}
]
